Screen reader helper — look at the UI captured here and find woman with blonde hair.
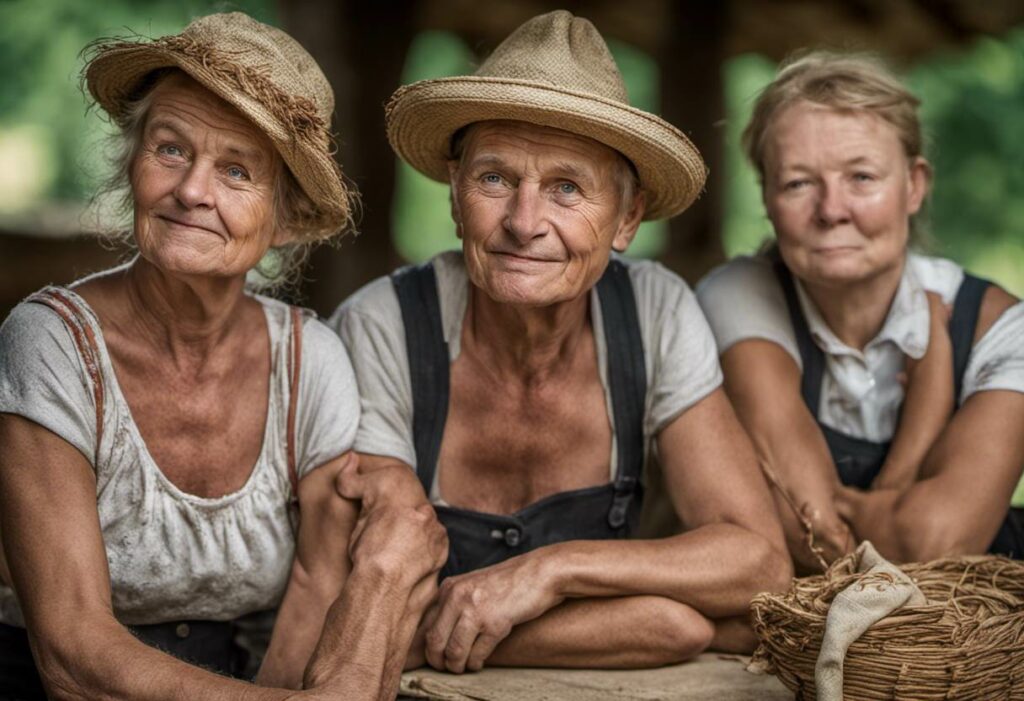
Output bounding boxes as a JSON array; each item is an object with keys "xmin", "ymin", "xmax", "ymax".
[{"xmin": 697, "ymin": 51, "xmax": 1024, "ymax": 572}]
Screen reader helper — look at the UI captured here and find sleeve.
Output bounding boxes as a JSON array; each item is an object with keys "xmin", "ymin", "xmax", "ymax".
[
  {"xmin": 961, "ymin": 301, "xmax": 1024, "ymax": 402},
  {"xmin": 327, "ymin": 280, "xmax": 418, "ymax": 469},
  {"xmin": 695, "ymin": 256, "xmax": 802, "ymax": 366},
  {"xmin": 632, "ymin": 263, "xmax": 723, "ymax": 435},
  {"xmin": 294, "ymin": 318, "xmax": 360, "ymax": 479},
  {"xmin": 0, "ymin": 302, "xmax": 97, "ymax": 464}
]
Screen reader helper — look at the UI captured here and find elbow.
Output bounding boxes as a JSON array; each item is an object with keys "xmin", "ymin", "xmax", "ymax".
[
  {"xmin": 748, "ymin": 534, "xmax": 793, "ymax": 598},
  {"xmin": 32, "ymin": 618, "xmax": 124, "ymax": 701},
  {"xmin": 893, "ymin": 505, "xmax": 978, "ymax": 563},
  {"xmin": 646, "ymin": 599, "xmax": 714, "ymax": 665}
]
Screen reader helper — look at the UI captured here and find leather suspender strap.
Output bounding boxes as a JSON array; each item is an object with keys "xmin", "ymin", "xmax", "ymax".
[
  {"xmin": 948, "ymin": 273, "xmax": 990, "ymax": 403},
  {"xmin": 772, "ymin": 260, "xmax": 825, "ymax": 415},
  {"xmin": 286, "ymin": 306, "xmax": 304, "ymax": 504},
  {"xmin": 392, "ymin": 264, "xmax": 450, "ymax": 493},
  {"xmin": 25, "ymin": 288, "xmax": 105, "ymax": 461},
  {"xmin": 595, "ymin": 260, "xmax": 648, "ymax": 528}
]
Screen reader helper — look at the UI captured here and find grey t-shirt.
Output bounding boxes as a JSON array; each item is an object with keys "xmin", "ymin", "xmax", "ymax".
[
  {"xmin": 0, "ymin": 288, "xmax": 359, "ymax": 626},
  {"xmin": 329, "ymin": 251, "xmax": 723, "ymax": 515}
]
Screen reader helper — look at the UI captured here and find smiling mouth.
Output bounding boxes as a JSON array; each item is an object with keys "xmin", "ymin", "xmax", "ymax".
[
  {"xmin": 492, "ymin": 252, "xmax": 558, "ymax": 264},
  {"xmin": 157, "ymin": 215, "xmax": 222, "ymax": 238}
]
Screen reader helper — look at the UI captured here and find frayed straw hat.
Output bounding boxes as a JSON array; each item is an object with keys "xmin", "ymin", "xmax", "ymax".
[
  {"xmin": 386, "ymin": 10, "xmax": 707, "ymax": 221},
  {"xmin": 84, "ymin": 12, "xmax": 353, "ymax": 238}
]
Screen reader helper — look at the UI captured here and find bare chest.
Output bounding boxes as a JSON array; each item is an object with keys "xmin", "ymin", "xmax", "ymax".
[
  {"xmin": 107, "ymin": 337, "xmax": 271, "ymax": 498},
  {"xmin": 438, "ymin": 357, "xmax": 613, "ymax": 514}
]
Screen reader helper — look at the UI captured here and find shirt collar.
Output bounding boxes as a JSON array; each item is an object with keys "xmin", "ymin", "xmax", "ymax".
[{"xmin": 794, "ymin": 259, "xmax": 930, "ymax": 360}]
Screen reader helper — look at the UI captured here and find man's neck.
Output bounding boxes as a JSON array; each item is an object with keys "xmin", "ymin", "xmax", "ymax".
[{"xmin": 463, "ymin": 285, "xmax": 591, "ymax": 386}]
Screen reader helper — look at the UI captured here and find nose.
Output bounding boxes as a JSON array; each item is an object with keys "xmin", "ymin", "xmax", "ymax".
[
  {"xmin": 174, "ymin": 160, "xmax": 216, "ymax": 210},
  {"xmin": 504, "ymin": 183, "xmax": 549, "ymax": 243},
  {"xmin": 814, "ymin": 181, "xmax": 851, "ymax": 228}
]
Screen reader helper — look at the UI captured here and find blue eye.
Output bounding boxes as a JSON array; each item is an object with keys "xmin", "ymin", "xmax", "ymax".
[
  {"xmin": 226, "ymin": 166, "xmax": 249, "ymax": 181},
  {"xmin": 558, "ymin": 182, "xmax": 578, "ymax": 194},
  {"xmin": 482, "ymin": 173, "xmax": 502, "ymax": 185},
  {"xmin": 784, "ymin": 179, "xmax": 809, "ymax": 191},
  {"xmin": 157, "ymin": 144, "xmax": 183, "ymax": 157},
  {"xmin": 853, "ymin": 172, "xmax": 874, "ymax": 182}
]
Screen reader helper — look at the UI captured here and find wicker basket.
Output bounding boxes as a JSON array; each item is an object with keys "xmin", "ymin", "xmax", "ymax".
[{"xmin": 750, "ymin": 552, "xmax": 1024, "ymax": 700}]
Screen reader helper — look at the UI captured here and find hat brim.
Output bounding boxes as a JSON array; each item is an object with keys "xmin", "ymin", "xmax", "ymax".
[
  {"xmin": 85, "ymin": 45, "xmax": 350, "ymax": 235},
  {"xmin": 386, "ymin": 76, "xmax": 707, "ymax": 221}
]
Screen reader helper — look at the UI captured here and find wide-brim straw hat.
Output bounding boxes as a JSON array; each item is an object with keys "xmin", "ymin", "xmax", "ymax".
[
  {"xmin": 386, "ymin": 10, "xmax": 707, "ymax": 221},
  {"xmin": 84, "ymin": 12, "xmax": 353, "ymax": 239}
]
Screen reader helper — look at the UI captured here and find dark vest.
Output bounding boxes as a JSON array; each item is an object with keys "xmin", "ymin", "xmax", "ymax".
[
  {"xmin": 392, "ymin": 259, "xmax": 647, "ymax": 579},
  {"xmin": 773, "ymin": 261, "xmax": 1023, "ymax": 559}
]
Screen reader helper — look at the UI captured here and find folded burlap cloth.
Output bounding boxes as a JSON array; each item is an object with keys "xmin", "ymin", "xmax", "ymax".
[
  {"xmin": 399, "ymin": 653, "xmax": 791, "ymax": 700},
  {"xmin": 814, "ymin": 541, "xmax": 927, "ymax": 701}
]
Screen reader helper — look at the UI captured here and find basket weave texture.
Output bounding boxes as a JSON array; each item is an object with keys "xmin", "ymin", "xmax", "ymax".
[{"xmin": 751, "ymin": 552, "xmax": 1024, "ymax": 700}]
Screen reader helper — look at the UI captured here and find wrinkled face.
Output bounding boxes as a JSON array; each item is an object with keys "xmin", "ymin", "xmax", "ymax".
[
  {"xmin": 449, "ymin": 121, "xmax": 644, "ymax": 307},
  {"xmin": 762, "ymin": 101, "xmax": 928, "ymax": 287},
  {"xmin": 131, "ymin": 73, "xmax": 282, "ymax": 280}
]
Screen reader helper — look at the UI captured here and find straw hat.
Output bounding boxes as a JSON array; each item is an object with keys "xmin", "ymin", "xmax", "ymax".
[
  {"xmin": 386, "ymin": 10, "xmax": 707, "ymax": 221},
  {"xmin": 84, "ymin": 12, "xmax": 352, "ymax": 238}
]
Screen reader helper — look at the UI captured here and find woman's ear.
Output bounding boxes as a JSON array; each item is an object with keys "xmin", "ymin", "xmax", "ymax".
[{"xmin": 906, "ymin": 156, "xmax": 931, "ymax": 216}]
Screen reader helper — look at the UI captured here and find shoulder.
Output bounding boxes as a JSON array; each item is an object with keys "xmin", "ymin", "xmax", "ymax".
[
  {"xmin": 620, "ymin": 257, "xmax": 695, "ymax": 317},
  {"xmin": 695, "ymin": 255, "xmax": 799, "ymax": 360},
  {"xmin": 907, "ymin": 252, "xmax": 964, "ymax": 304},
  {"xmin": 976, "ymin": 283, "xmax": 1020, "ymax": 344},
  {"xmin": 696, "ymin": 255, "xmax": 782, "ymax": 310},
  {"xmin": 0, "ymin": 295, "xmax": 79, "ymax": 358}
]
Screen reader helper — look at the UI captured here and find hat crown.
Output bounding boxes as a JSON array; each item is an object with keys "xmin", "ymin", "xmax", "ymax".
[
  {"xmin": 181, "ymin": 12, "xmax": 334, "ymax": 118},
  {"xmin": 475, "ymin": 10, "xmax": 628, "ymax": 104}
]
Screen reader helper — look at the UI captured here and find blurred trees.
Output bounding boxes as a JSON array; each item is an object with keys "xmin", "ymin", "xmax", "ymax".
[{"xmin": 0, "ymin": 0, "xmax": 1021, "ymax": 294}]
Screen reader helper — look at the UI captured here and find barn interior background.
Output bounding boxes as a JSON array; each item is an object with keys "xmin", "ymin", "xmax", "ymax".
[{"xmin": 1, "ymin": 0, "xmax": 1022, "ymax": 504}]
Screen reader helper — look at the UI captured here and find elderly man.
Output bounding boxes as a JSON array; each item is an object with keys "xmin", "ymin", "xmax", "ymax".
[{"xmin": 331, "ymin": 11, "xmax": 791, "ymax": 673}]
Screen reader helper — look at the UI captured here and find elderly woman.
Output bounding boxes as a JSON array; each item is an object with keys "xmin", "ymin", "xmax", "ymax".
[
  {"xmin": 697, "ymin": 51, "xmax": 1024, "ymax": 572},
  {"xmin": 332, "ymin": 10, "xmax": 791, "ymax": 674},
  {"xmin": 0, "ymin": 13, "xmax": 446, "ymax": 700}
]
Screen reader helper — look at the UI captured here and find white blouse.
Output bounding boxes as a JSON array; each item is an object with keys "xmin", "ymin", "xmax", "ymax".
[
  {"xmin": 696, "ymin": 253, "xmax": 1024, "ymax": 442},
  {"xmin": 0, "ymin": 288, "xmax": 359, "ymax": 627}
]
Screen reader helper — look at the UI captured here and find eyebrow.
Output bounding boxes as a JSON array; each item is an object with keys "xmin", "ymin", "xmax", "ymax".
[{"xmin": 146, "ymin": 118, "xmax": 268, "ymax": 165}]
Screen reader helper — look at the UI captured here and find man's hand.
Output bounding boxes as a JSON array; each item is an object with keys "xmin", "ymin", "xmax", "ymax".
[
  {"xmin": 419, "ymin": 550, "xmax": 563, "ymax": 673},
  {"xmin": 336, "ymin": 455, "xmax": 427, "ymax": 511},
  {"xmin": 348, "ymin": 502, "xmax": 448, "ymax": 589}
]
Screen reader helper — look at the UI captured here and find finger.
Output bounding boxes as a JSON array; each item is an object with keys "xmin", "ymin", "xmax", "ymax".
[
  {"xmin": 443, "ymin": 612, "xmax": 482, "ymax": 674},
  {"xmin": 465, "ymin": 631, "xmax": 506, "ymax": 672},
  {"xmin": 347, "ymin": 511, "xmax": 371, "ymax": 559},
  {"xmin": 424, "ymin": 582, "xmax": 464, "ymax": 670},
  {"xmin": 334, "ymin": 454, "xmax": 364, "ymax": 500}
]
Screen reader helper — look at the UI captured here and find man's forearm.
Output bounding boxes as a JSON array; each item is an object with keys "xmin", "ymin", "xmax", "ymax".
[
  {"xmin": 304, "ymin": 562, "xmax": 415, "ymax": 697},
  {"xmin": 540, "ymin": 524, "xmax": 790, "ymax": 618}
]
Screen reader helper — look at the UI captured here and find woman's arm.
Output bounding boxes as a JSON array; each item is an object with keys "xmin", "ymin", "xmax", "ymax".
[
  {"xmin": 871, "ymin": 292, "xmax": 953, "ymax": 490},
  {"xmin": 837, "ymin": 287, "xmax": 1024, "ymax": 562},
  {"xmin": 257, "ymin": 453, "xmax": 360, "ymax": 688},
  {"xmin": 0, "ymin": 413, "xmax": 439, "ymax": 700},
  {"xmin": 720, "ymin": 339, "xmax": 854, "ymax": 570}
]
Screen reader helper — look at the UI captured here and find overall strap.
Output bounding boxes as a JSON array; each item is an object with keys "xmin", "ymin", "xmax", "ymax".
[
  {"xmin": 286, "ymin": 306, "xmax": 305, "ymax": 505},
  {"xmin": 948, "ymin": 273, "xmax": 990, "ymax": 403},
  {"xmin": 25, "ymin": 288, "xmax": 105, "ymax": 460},
  {"xmin": 595, "ymin": 260, "xmax": 647, "ymax": 528},
  {"xmin": 772, "ymin": 260, "xmax": 824, "ymax": 415},
  {"xmin": 392, "ymin": 263, "xmax": 449, "ymax": 494}
]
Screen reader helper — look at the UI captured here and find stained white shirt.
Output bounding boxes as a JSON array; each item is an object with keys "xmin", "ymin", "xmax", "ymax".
[
  {"xmin": 0, "ymin": 288, "xmax": 359, "ymax": 627},
  {"xmin": 696, "ymin": 253, "xmax": 1024, "ymax": 442}
]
